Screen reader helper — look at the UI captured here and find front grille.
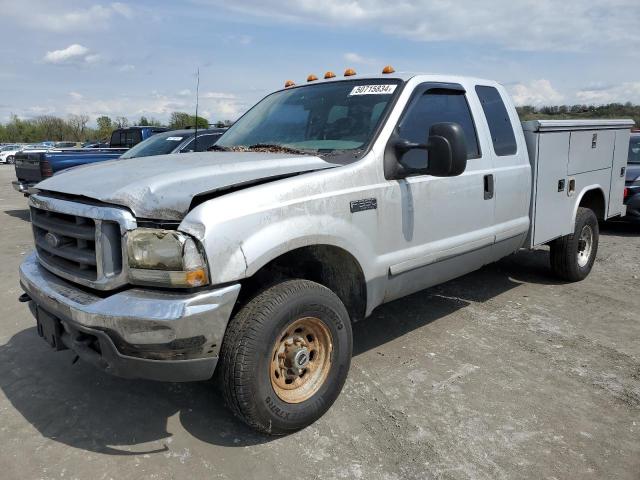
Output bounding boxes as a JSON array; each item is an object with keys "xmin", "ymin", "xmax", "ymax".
[
  {"xmin": 28, "ymin": 195, "xmax": 134, "ymax": 290},
  {"xmin": 31, "ymin": 207, "xmax": 99, "ymax": 281}
]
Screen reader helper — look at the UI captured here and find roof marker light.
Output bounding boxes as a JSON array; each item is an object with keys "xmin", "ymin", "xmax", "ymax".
[
  {"xmin": 344, "ymin": 68, "xmax": 356, "ymax": 77},
  {"xmin": 382, "ymin": 65, "xmax": 395, "ymax": 74},
  {"xmin": 284, "ymin": 80, "xmax": 296, "ymax": 88},
  {"xmin": 307, "ymin": 74, "xmax": 318, "ymax": 82},
  {"xmin": 324, "ymin": 71, "xmax": 336, "ymax": 79}
]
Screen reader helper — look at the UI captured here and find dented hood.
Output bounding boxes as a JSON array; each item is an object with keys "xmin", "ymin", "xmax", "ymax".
[{"xmin": 36, "ymin": 151, "xmax": 338, "ymax": 220}]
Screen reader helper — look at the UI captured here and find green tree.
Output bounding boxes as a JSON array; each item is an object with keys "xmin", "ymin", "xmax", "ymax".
[
  {"xmin": 169, "ymin": 111, "xmax": 208, "ymax": 129},
  {"xmin": 96, "ymin": 116, "xmax": 113, "ymax": 140}
]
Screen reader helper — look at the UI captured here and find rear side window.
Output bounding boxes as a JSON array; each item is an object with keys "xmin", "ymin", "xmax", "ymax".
[
  {"xmin": 398, "ymin": 89, "xmax": 480, "ymax": 170},
  {"xmin": 475, "ymin": 86, "xmax": 517, "ymax": 156}
]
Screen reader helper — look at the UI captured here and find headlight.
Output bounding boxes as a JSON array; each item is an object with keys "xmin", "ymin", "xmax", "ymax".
[{"xmin": 127, "ymin": 228, "xmax": 209, "ymax": 288}]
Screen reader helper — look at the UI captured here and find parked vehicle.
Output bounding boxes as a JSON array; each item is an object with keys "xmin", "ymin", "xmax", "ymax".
[
  {"xmin": 18, "ymin": 70, "xmax": 632, "ymax": 435},
  {"xmin": 119, "ymin": 128, "xmax": 226, "ymax": 159},
  {"xmin": 12, "ymin": 126, "xmax": 167, "ymax": 194},
  {"xmin": 0, "ymin": 145, "xmax": 23, "ymax": 164},
  {"xmin": 53, "ymin": 141, "xmax": 83, "ymax": 148},
  {"xmin": 623, "ymin": 132, "xmax": 640, "ymax": 222}
]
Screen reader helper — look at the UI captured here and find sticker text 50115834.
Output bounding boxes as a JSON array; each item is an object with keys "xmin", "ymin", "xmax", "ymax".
[{"xmin": 349, "ymin": 84, "xmax": 397, "ymax": 96}]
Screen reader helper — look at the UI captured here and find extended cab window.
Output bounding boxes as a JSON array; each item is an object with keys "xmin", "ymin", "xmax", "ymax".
[
  {"xmin": 475, "ymin": 85, "xmax": 517, "ymax": 156},
  {"xmin": 398, "ymin": 89, "xmax": 480, "ymax": 169}
]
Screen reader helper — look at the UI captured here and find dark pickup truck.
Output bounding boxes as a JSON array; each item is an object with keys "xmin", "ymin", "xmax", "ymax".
[{"xmin": 12, "ymin": 126, "xmax": 166, "ymax": 194}]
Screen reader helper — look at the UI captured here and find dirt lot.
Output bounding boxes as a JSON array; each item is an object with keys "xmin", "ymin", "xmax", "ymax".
[{"xmin": 0, "ymin": 166, "xmax": 638, "ymax": 480}]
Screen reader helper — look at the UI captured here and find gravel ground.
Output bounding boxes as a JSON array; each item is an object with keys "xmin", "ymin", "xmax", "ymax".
[{"xmin": 0, "ymin": 166, "xmax": 638, "ymax": 480}]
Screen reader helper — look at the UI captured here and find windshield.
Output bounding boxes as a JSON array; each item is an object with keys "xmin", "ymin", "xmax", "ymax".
[
  {"xmin": 629, "ymin": 136, "xmax": 640, "ymax": 164},
  {"xmin": 120, "ymin": 131, "xmax": 189, "ymax": 159},
  {"xmin": 216, "ymin": 79, "xmax": 401, "ymax": 160}
]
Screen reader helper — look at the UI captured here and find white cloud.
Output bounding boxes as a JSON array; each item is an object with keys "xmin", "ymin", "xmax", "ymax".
[
  {"xmin": 118, "ymin": 64, "xmax": 136, "ymax": 72},
  {"xmin": 204, "ymin": 0, "xmax": 640, "ymax": 52},
  {"xmin": 202, "ymin": 92, "xmax": 237, "ymax": 100},
  {"xmin": 68, "ymin": 92, "xmax": 83, "ymax": 101},
  {"xmin": 43, "ymin": 44, "xmax": 90, "ymax": 64},
  {"xmin": 3, "ymin": 1, "xmax": 134, "ymax": 32},
  {"xmin": 508, "ymin": 79, "xmax": 564, "ymax": 106},
  {"xmin": 343, "ymin": 52, "xmax": 376, "ymax": 65},
  {"xmin": 84, "ymin": 54, "xmax": 102, "ymax": 64},
  {"xmin": 177, "ymin": 89, "xmax": 192, "ymax": 97},
  {"xmin": 576, "ymin": 82, "xmax": 640, "ymax": 105}
]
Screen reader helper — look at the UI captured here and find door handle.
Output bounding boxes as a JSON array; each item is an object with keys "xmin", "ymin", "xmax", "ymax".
[{"xmin": 484, "ymin": 174, "xmax": 494, "ymax": 200}]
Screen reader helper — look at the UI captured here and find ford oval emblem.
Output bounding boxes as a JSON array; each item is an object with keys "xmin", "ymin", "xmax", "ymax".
[{"xmin": 45, "ymin": 232, "xmax": 61, "ymax": 248}]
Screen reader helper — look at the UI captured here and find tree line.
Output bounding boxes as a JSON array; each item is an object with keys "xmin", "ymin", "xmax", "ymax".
[
  {"xmin": 2, "ymin": 103, "xmax": 638, "ymax": 144},
  {"xmin": 516, "ymin": 102, "xmax": 640, "ymax": 126},
  {"xmin": 0, "ymin": 113, "xmax": 233, "ymax": 143}
]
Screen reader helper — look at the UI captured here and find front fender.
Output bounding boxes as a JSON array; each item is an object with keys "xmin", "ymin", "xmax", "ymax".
[{"xmin": 181, "ymin": 207, "xmax": 378, "ymax": 287}]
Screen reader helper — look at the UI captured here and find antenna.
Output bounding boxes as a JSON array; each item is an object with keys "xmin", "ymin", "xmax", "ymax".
[{"xmin": 194, "ymin": 67, "xmax": 200, "ymax": 152}]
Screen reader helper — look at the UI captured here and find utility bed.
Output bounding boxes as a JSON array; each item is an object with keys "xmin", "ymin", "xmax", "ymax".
[{"xmin": 522, "ymin": 119, "xmax": 633, "ymax": 247}]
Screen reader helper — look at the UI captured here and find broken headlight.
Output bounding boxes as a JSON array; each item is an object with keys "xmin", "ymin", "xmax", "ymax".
[{"xmin": 127, "ymin": 228, "xmax": 209, "ymax": 288}]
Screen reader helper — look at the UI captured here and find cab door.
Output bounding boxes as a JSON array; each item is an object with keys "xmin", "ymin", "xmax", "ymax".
[{"xmin": 378, "ymin": 83, "xmax": 497, "ymax": 302}]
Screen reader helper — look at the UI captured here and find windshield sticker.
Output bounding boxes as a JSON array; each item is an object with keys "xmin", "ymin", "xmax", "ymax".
[
  {"xmin": 349, "ymin": 84, "xmax": 397, "ymax": 96},
  {"xmin": 166, "ymin": 137, "xmax": 184, "ymax": 141}
]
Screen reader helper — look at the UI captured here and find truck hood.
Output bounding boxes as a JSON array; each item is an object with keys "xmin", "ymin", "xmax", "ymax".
[{"xmin": 36, "ymin": 151, "xmax": 338, "ymax": 220}]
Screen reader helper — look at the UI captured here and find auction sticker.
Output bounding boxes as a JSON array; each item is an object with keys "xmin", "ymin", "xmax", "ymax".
[
  {"xmin": 165, "ymin": 137, "xmax": 184, "ymax": 141},
  {"xmin": 349, "ymin": 84, "xmax": 397, "ymax": 96}
]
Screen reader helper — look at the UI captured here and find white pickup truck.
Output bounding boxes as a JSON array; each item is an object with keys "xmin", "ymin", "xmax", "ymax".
[{"xmin": 18, "ymin": 69, "xmax": 633, "ymax": 435}]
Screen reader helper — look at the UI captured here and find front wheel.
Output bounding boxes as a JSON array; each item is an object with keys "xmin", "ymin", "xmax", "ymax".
[
  {"xmin": 6, "ymin": 156, "xmax": 14, "ymax": 164},
  {"xmin": 219, "ymin": 279, "xmax": 352, "ymax": 435},
  {"xmin": 550, "ymin": 207, "xmax": 599, "ymax": 281}
]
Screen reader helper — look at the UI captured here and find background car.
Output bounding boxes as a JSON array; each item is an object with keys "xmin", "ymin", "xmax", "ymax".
[
  {"xmin": 0, "ymin": 145, "xmax": 24, "ymax": 164},
  {"xmin": 623, "ymin": 132, "xmax": 640, "ymax": 222},
  {"xmin": 119, "ymin": 128, "xmax": 226, "ymax": 159}
]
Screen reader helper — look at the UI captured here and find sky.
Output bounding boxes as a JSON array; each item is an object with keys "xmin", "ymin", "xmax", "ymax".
[{"xmin": 1, "ymin": 0, "xmax": 639, "ymax": 126}]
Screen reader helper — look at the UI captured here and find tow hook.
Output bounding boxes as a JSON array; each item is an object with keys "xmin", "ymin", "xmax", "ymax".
[{"xmin": 18, "ymin": 293, "xmax": 31, "ymax": 303}]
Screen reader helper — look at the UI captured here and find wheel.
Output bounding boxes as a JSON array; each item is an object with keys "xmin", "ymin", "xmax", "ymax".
[
  {"xmin": 550, "ymin": 207, "xmax": 599, "ymax": 281},
  {"xmin": 219, "ymin": 279, "xmax": 352, "ymax": 435},
  {"xmin": 6, "ymin": 155, "xmax": 14, "ymax": 164}
]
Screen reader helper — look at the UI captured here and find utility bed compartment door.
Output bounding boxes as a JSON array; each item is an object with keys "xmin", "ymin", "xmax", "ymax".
[
  {"xmin": 532, "ymin": 132, "xmax": 573, "ymax": 245},
  {"xmin": 568, "ymin": 130, "xmax": 615, "ymax": 175}
]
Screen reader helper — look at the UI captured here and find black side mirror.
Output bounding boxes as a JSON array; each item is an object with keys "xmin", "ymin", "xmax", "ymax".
[{"xmin": 387, "ymin": 122, "xmax": 468, "ymax": 178}]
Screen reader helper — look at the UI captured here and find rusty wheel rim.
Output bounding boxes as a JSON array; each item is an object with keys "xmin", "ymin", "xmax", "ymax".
[{"xmin": 269, "ymin": 316, "xmax": 333, "ymax": 404}]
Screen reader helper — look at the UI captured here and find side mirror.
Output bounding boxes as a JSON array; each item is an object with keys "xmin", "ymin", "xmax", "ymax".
[{"xmin": 389, "ymin": 122, "xmax": 468, "ymax": 178}]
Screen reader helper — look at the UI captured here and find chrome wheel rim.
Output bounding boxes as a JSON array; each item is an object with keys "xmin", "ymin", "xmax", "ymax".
[
  {"xmin": 577, "ymin": 225, "xmax": 594, "ymax": 268},
  {"xmin": 270, "ymin": 316, "xmax": 333, "ymax": 404}
]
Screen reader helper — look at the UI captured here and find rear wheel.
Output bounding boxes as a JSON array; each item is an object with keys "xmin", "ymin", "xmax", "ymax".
[
  {"xmin": 219, "ymin": 279, "xmax": 352, "ymax": 435},
  {"xmin": 6, "ymin": 155, "xmax": 14, "ymax": 164},
  {"xmin": 550, "ymin": 207, "xmax": 599, "ymax": 281}
]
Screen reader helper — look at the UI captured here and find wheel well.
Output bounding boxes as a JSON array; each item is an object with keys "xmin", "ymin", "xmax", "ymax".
[
  {"xmin": 579, "ymin": 188, "xmax": 606, "ymax": 220},
  {"xmin": 237, "ymin": 245, "xmax": 367, "ymax": 323}
]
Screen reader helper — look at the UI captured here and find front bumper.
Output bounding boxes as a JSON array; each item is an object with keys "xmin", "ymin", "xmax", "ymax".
[
  {"xmin": 12, "ymin": 180, "xmax": 37, "ymax": 195},
  {"xmin": 20, "ymin": 252, "xmax": 241, "ymax": 382}
]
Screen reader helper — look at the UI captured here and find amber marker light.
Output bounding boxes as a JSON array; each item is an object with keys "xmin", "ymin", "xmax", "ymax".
[
  {"xmin": 307, "ymin": 74, "xmax": 318, "ymax": 82},
  {"xmin": 382, "ymin": 65, "xmax": 395, "ymax": 74},
  {"xmin": 284, "ymin": 80, "xmax": 296, "ymax": 88},
  {"xmin": 324, "ymin": 71, "xmax": 336, "ymax": 79},
  {"xmin": 344, "ymin": 68, "xmax": 356, "ymax": 77}
]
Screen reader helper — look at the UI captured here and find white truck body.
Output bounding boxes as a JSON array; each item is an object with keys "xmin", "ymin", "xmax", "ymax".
[{"xmin": 18, "ymin": 72, "xmax": 633, "ymax": 433}]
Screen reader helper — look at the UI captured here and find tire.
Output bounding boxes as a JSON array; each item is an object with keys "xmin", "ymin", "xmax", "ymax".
[
  {"xmin": 219, "ymin": 279, "xmax": 352, "ymax": 435},
  {"xmin": 550, "ymin": 207, "xmax": 599, "ymax": 282},
  {"xmin": 6, "ymin": 156, "xmax": 14, "ymax": 164}
]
